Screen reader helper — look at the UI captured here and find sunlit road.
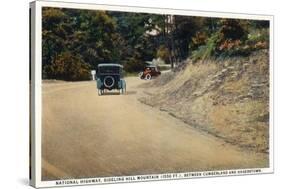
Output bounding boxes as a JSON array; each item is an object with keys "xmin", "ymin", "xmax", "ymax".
[{"xmin": 42, "ymin": 77, "xmax": 268, "ymax": 180}]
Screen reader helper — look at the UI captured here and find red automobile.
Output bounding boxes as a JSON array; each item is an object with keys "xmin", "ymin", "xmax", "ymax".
[{"xmin": 139, "ymin": 65, "xmax": 161, "ymax": 80}]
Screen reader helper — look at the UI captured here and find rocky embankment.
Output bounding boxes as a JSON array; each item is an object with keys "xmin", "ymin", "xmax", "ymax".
[{"xmin": 139, "ymin": 50, "xmax": 269, "ymax": 153}]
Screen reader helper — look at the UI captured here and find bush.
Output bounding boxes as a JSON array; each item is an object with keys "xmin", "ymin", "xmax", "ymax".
[
  {"xmin": 191, "ymin": 33, "xmax": 218, "ymax": 61},
  {"xmin": 190, "ymin": 19, "xmax": 269, "ymax": 60},
  {"xmin": 218, "ymin": 19, "xmax": 248, "ymax": 42},
  {"xmin": 217, "ymin": 28, "xmax": 269, "ymax": 57},
  {"xmin": 43, "ymin": 52, "xmax": 92, "ymax": 81},
  {"xmin": 190, "ymin": 31, "xmax": 208, "ymax": 50},
  {"xmin": 123, "ymin": 58, "xmax": 145, "ymax": 73},
  {"xmin": 246, "ymin": 28, "xmax": 269, "ymax": 49},
  {"xmin": 156, "ymin": 45, "xmax": 170, "ymax": 64}
]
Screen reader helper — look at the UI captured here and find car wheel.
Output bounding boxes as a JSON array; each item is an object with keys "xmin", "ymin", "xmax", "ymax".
[
  {"xmin": 145, "ymin": 74, "xmax": 152, "ymax": 80},
  {"xmin": 104, "ymin": 76, "xmax": 115, "ymax": 88},
  {"xmin": 98, "ymin": 89, "xmax": 102, "ymax": 96},
  {"xmin": 122, "ymin": 86, "xmax": 126, "ymax": 95}
]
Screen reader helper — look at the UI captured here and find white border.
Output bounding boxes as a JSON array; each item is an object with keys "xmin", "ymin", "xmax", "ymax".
[{"xmin": 30, "ymin": 0, "xmax": 274, "ymax": 188}]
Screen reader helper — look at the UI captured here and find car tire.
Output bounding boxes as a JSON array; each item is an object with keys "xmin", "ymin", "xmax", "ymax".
[
  {"xmin": 104, "ymin": 76, "xmax": 115, "ymax": 88},
  {"xmin": 145, "ymin": 74, "xmax": 152, "ymax": 80}
]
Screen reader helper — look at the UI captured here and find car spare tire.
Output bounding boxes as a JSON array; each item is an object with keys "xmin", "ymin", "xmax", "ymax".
[{"xmin": 104, "ymin": 76, "xmax": 115, "ymax": 88}]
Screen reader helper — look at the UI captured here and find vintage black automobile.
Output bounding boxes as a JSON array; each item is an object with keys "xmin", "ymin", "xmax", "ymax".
[{"xmin": 96, "ymin": 63, "xmax": 126, "ymax": 95}]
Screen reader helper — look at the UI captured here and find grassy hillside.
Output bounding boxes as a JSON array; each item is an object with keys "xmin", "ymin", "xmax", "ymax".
[{"xmin": 139, "ymin": 49, "xmax": 269, "ymax": 153}]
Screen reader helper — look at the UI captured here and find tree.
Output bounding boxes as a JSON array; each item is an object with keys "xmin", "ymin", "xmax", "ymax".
[
  {"xmin": 44, "ymin": 52, "xmax": 91, "ymax": 81},
  {"xmin": 156, "ymin": 45, "xmax": 170, "ymax": 63},
  {"xmin": 42, "ymin": 8, "xmax": 69, "ymax": 66},
  {"xmin": 42, "ymin": 8, "xmax": 119, "ymax": 79},
  {"xmin": 42, "ymin": 7, "xmax": 268, "ymax": 79}
]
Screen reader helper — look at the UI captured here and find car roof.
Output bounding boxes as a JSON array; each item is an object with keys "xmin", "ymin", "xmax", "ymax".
[{"xmin": 98, "ymin": 63, "xmax": 123, "ymax": 68}]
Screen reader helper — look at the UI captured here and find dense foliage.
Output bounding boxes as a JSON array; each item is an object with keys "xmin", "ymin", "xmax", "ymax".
[
  {"xmin": 191, "ymin": 18, "xmax": 269, "ymax": 60},
  {"xmin": 43, "ymin": 52, "xmax": 91, "ymax": 81},
  {"xmin": 42, "ymin": 8, "xmax": 269, "ymax": 81}
]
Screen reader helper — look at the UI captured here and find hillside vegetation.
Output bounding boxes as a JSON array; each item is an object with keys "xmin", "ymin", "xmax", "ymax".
[
  {"xmin": 42, "ymin": 7, "xmax": 269, "ymax": 81},
  {"xmin": 139, "ymin": 49, "xmax": 269, "ymax": 153}
]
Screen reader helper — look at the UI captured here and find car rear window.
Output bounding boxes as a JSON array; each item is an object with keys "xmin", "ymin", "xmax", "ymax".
[{"xmin": 99, "ymin": 66, "xmax": 120, "ymax": 74}]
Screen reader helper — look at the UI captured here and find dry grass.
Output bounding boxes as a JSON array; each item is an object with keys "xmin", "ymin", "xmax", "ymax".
[
  {"xmin": 139, "ymin": 50, "xmax": 269, "ymax": 153},
  {"xmin": 209, "ymin": 101, "xmax": 269, "ymax": 152}
]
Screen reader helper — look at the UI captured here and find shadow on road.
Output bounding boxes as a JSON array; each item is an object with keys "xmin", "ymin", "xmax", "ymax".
[
  {"xmin": 99, "ymin": 91, "xmax": 137, "ymax": 96},
  {"xmin": 126, "ymin": 91, "xmax": 137, "ymax": 95},
  {"xmin": 100, "ymin": 92, "xmax": 120, "ymax": 96}
]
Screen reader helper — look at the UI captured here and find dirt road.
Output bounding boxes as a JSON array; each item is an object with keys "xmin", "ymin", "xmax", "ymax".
[{"xmin": 42, "ymin": 77, "xmax": 268, "ymax": 180}]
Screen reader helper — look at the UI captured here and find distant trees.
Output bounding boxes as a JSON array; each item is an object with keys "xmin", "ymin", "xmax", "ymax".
[
  {"xmin": 43, "ymin": 52, "xmax": 91, "ymax": 81},
  {"xmin": 156, "ymin": 45, "xmax": 170, "ymax": 63},
  {"xmin": 42, "ymin": 8, "xmax": 118, "ymax": 80},
  {"xmin": 42, "ymin": 7, "xmax": 269, "ymax": 81},
  {"xmin": 109, "ymin": 12, "xmax": 163, "ymax": 67}
]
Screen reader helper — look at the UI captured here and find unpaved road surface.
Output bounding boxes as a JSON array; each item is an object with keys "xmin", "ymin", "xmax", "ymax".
[{"xmin": 42, "ymin": 77, "xmax": 268, "ymax": 180}]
